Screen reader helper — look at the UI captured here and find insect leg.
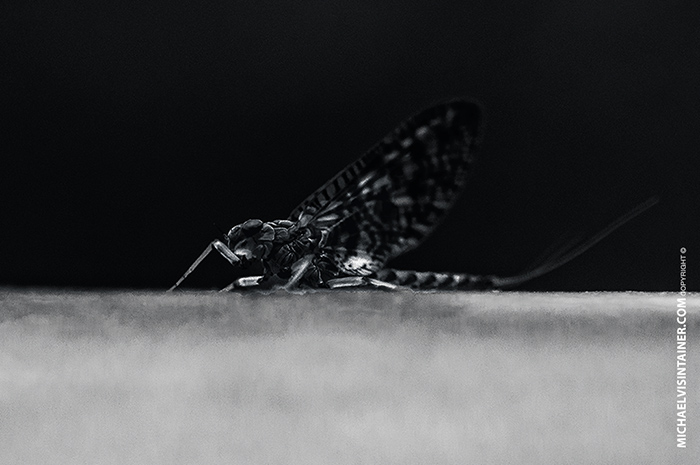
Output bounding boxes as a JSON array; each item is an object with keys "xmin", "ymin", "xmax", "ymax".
[
  {"xmin": 220, "ymin": 276, "xmax": 264, "ymax": 292},
  {"xmin": 169, "ymin": 239, "xmax": 241, "ymax": 291},
  {"xmin": 211, "ymin": 240, "xmax": 241, "ymax": 266},
  {"xmin": 283, "ymin": 254, "xmax": 315, "ymax": 290},
  {"xmin": 219, "ymin": 255, "xmax": 319, "ymax": 292},
  {"xmin": 327, "ymin": 276, "xmax": 398, "ymax": 290}
]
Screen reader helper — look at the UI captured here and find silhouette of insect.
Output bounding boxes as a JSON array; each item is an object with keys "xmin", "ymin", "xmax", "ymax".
[{"xmin": 169, "ymin": 99, "xmax": 657, "ymax": 291}]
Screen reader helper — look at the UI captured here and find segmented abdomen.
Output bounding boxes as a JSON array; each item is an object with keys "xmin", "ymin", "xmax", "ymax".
[{"xmin": 376, "ymin": 269, "xmax": 496, "ymax": 290}]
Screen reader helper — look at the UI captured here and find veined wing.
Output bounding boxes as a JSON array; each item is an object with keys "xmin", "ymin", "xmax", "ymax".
[{"xmin": 288, "ymin": 100, "xmax": 483, "ymax": 275}]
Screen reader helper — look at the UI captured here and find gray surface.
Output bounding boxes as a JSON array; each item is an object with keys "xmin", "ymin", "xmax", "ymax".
[{"xmin": 1, "ymin": 289, "xmax": 698, "ymax": 464}]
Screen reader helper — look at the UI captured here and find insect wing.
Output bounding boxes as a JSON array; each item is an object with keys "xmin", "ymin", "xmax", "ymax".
[{"xmin": 288, "ymin": 100, "xmax": 483, "ymax": 274}]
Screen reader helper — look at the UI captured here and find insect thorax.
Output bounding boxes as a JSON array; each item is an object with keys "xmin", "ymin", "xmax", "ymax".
[{"xmin": 225, "ymin": 218, "xmax": 328, "ymax": 276}]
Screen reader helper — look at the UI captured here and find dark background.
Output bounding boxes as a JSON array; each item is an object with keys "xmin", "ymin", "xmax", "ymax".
[{"xmin": 1, "ymin": 0, "xmax": 697, "ymax": 291}]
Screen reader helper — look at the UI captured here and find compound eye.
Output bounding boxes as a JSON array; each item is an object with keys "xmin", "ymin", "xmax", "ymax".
[
  {"xmin": 227, "ymin": 225, "xmax": 242, "ymax": 242},
  {"xmin": 242, "ymin": 219, "xmax": 264, "ymax": 236},
  {"xmin": 259, "ymin": 223, "xmax": 275, "ymax": 241}
]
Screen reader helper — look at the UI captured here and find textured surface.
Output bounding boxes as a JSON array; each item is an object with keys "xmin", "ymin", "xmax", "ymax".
[{"xmin": 1, "ymin": 289, "xmax": 698, "ymax": 464}]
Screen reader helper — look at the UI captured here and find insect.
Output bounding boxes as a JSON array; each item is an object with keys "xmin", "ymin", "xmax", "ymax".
[{"xmin": 169, "ymin": 99, "xmax": 657, "ymax": 292}]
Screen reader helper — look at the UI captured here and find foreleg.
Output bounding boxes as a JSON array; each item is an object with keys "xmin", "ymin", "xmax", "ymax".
[{"xmin": 169, "ymin": 240, "xmax": 241, "ymax": 291}]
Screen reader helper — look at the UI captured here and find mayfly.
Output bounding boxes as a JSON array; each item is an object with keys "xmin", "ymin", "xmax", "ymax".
[{"xmin": 170, "ymin": 99, "xmax": 657, "ymax": 291}]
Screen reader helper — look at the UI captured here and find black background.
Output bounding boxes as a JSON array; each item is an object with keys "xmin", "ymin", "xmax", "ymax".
[{"xmin": 2, "ymin": 0, "xmax": 697, "ymax": 291}]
